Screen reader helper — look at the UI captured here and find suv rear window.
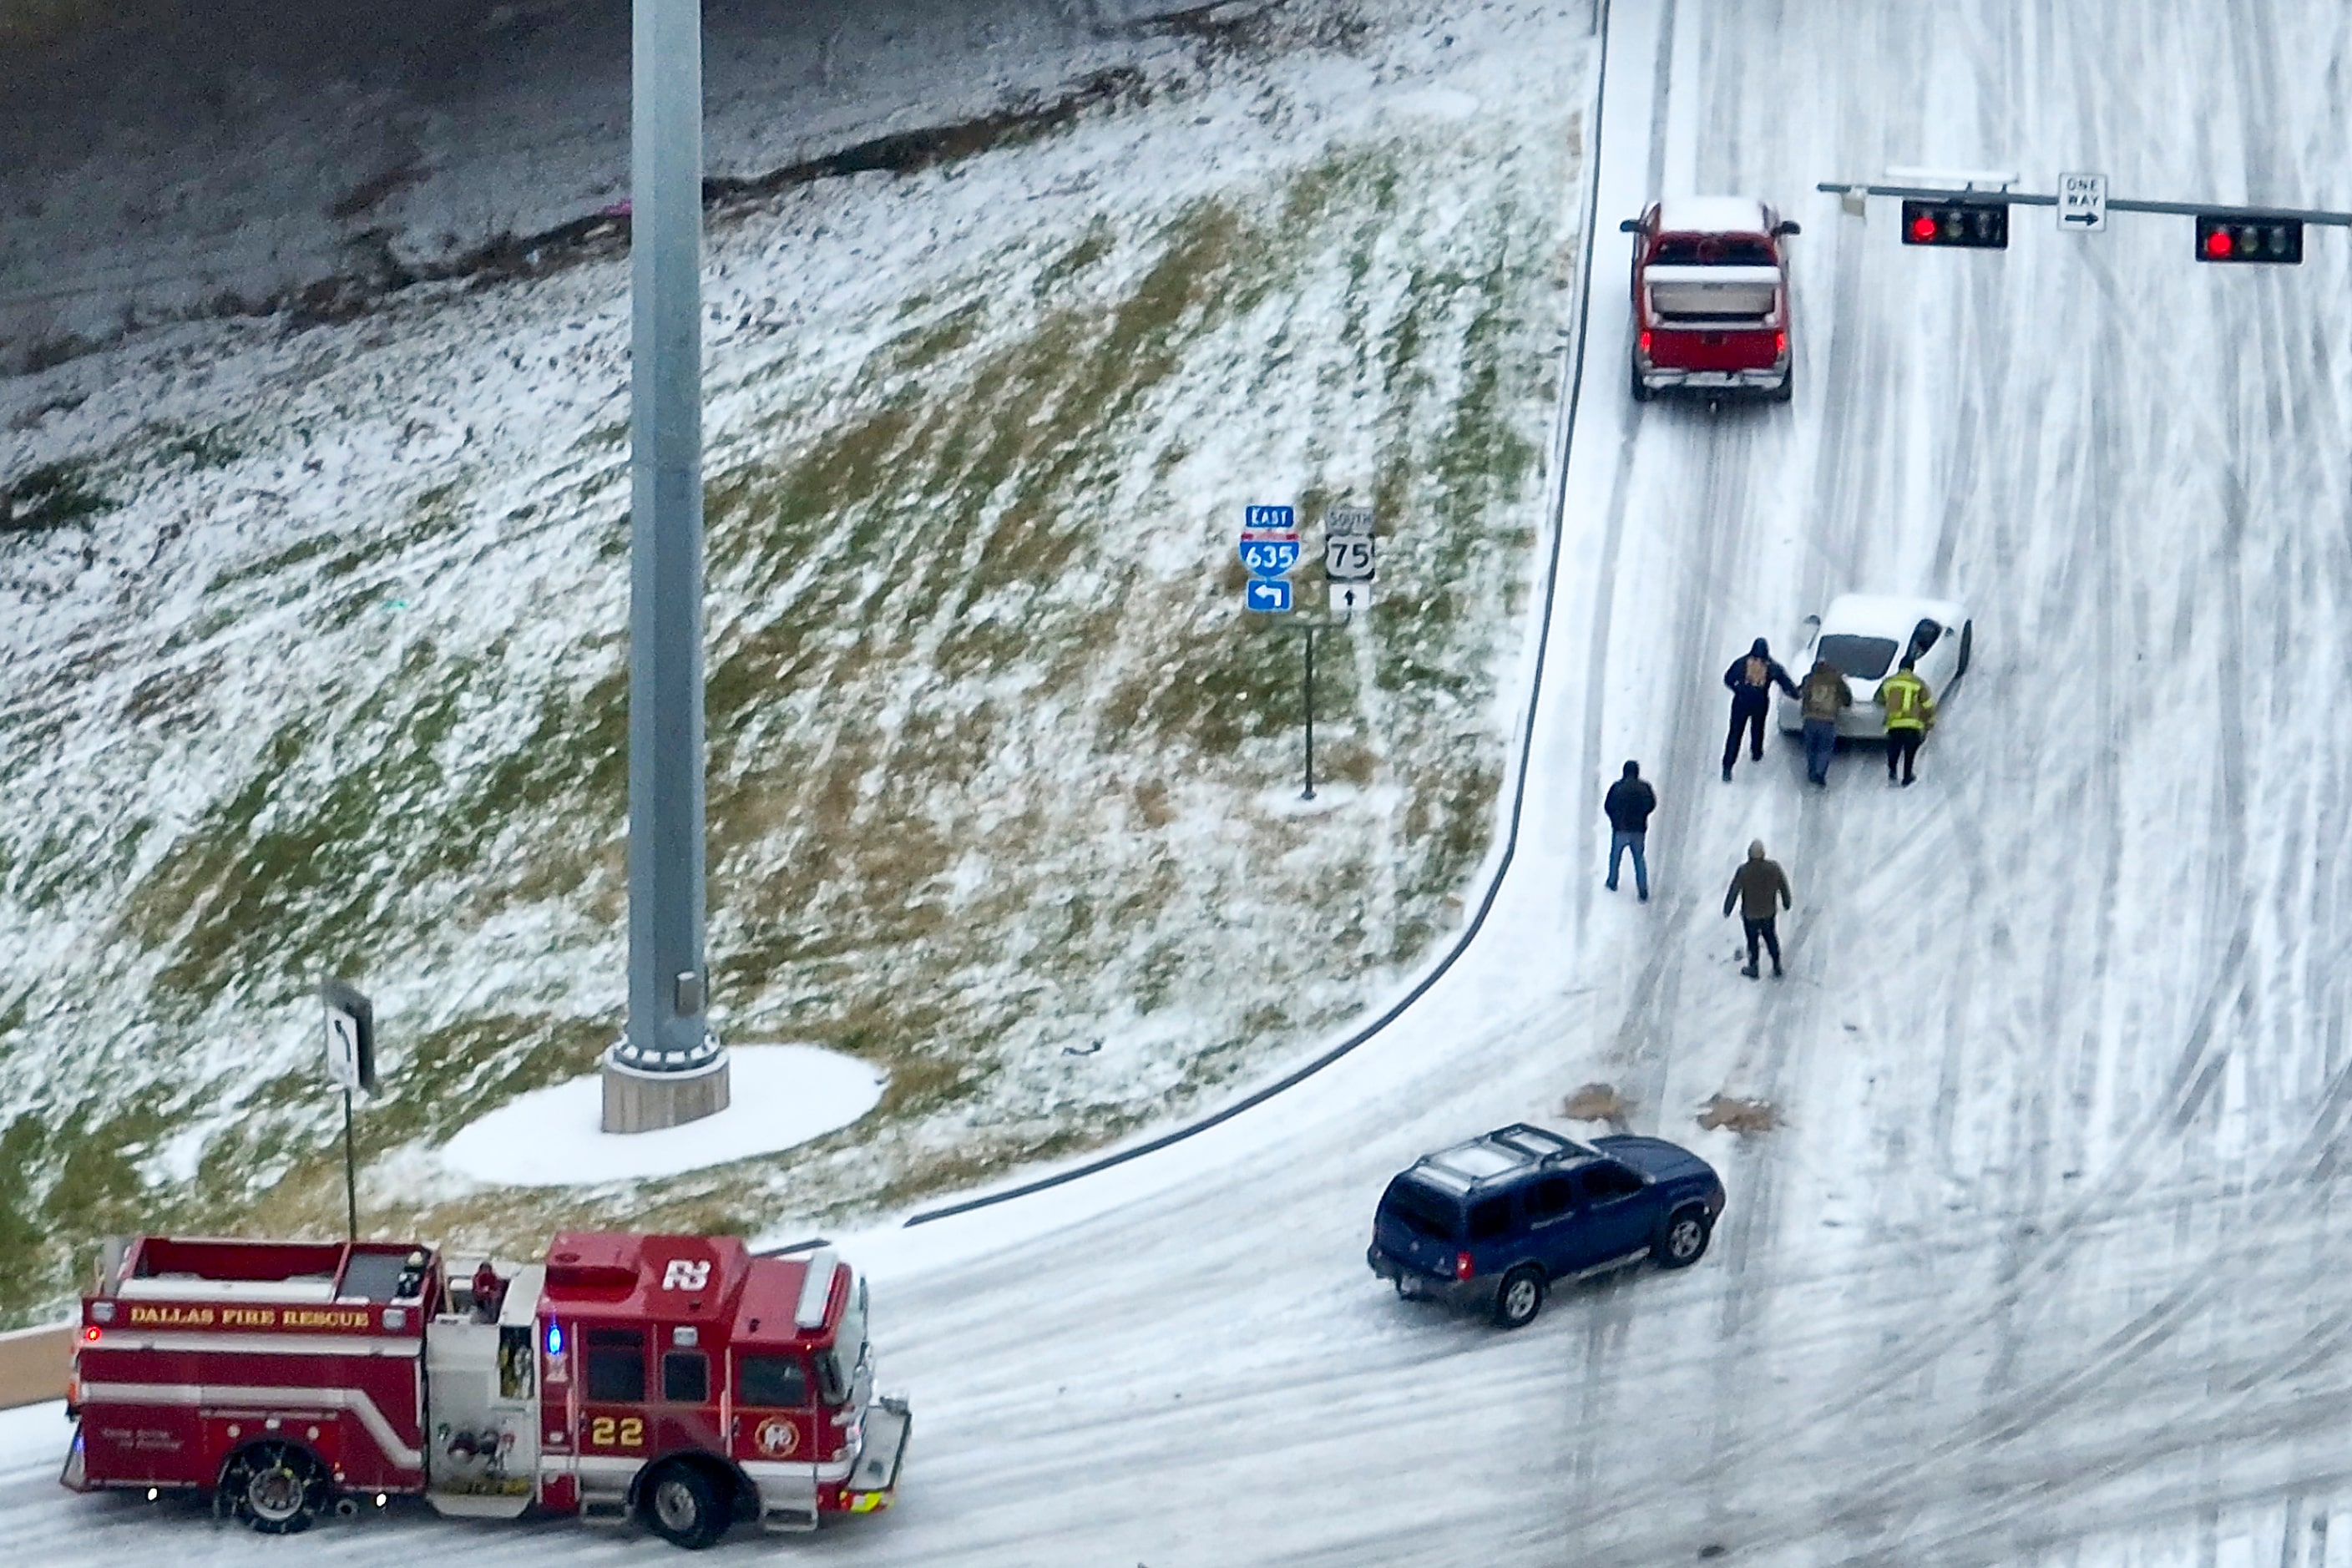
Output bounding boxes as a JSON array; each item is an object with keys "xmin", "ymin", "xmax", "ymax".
[
  {"xmin": 1466, "ymin": 1196, "xmax": 1515, "ymax": 1242},
  {"xmin": 1379, "ymin": 1177, "xmax": 1460, "ymax": 1241},
  {"xmin": 1652, "ymin": 235, "xmax": 1775, "ymax": 266}
]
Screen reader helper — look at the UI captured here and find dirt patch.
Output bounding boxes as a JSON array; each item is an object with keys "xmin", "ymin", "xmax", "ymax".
[
  {"xmin": 1697, "ymin": 1095, "xmax": 1779, "ymax": 1135},
  {"xmin": 0, "ymin": 1325, "xmax": 69, "ymax": 1409},
  {"xmin": 1561, "ymin": 1082, "xmax": 1628, "ymax": 1123}
]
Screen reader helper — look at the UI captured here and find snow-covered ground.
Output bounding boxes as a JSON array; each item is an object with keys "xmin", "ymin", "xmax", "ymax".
[
  {"xmin": 0, "ymin": 0, "xmax": 1581, "ymax": 1315},
  {"xmin": 0, "ymin": 0, "xmax": 1219, "ymax": 366},
  {"xmin": 437, "ymin": 1043, "xmax": 883, "ymax": 1186},
  {"xmin": 9, "ymin": 0, "xmax": 2352, "ymax": 1563}
]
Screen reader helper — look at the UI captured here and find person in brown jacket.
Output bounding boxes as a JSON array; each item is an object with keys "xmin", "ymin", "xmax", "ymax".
[
  {"xmin": 1722, "ymin": 839, "xmax": 1793, "ymax": 979},
  {"xmin": 1798, "ymin": 659, "xmax": 1853, "ymax": 787}
]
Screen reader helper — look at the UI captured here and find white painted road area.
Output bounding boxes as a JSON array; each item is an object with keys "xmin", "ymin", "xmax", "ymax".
[{"xmin": 8, "ymin": 0, "xmax": 2352, "ymax": 1563}]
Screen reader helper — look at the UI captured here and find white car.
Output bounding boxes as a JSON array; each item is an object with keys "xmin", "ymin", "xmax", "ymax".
[{"xmin": 1778, "ymin": 594, "xmax": 1973, "ymax": 739}]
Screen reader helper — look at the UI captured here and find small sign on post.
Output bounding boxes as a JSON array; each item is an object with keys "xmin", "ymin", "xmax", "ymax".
[
  {"xmin": 1323, "ymin": 508, "xmax": 1376, "ymax": 620},
  {"xmin": 321, "ymin": 979, "xmax": 376, "ymax": 1242},
  {"xmin": 2057, "ymin": 173, "xmax": 2107, "ymax": 232},
  {"xmin": 321, "ymin": 979, "xmax": 376, "ymax": 1094}
]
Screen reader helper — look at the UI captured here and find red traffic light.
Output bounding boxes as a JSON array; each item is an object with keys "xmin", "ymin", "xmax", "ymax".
[
  {"xmin": 2194, "ymin": 212, "xmax": 2303, "ymax": 264},
  {"xmin": 1899, "ymin": 199, "xmax": 2009, "ymax": 250}
]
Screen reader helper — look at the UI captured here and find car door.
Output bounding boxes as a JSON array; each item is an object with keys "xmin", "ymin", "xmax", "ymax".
[
  {"xmin": 1566, "ymin": 1162, "xmax": 1654, "ymax": 1272},
  {"xmin": 1524, "ymin": 1173, "xmax": 1581, "ymax": 1276},
  {"xmin": 1919, "ymin": 619, "xmax": 1963, "ymax": 693}
]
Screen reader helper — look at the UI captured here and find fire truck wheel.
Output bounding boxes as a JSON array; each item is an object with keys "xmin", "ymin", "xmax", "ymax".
[
  {"xmin": 220, "ymin": 1439, "xmax": 330, "ymax": 1534},
  {"xmin": 642, "ymin": 1459, "xmax": 729, "ymax": 1550}
]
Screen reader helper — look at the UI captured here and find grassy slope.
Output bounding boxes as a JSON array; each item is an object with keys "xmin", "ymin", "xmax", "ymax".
[{"xmin": 0, "ymin": 8, "xmax": 1588, "ymax": 1323}]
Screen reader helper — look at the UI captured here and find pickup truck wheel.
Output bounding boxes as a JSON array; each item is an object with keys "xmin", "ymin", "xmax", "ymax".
[
  {"xmin": 1493, "ymin": 1266, "xmax": 1545, "ymax": 1328},
  {"xmin": 643, "ymin": 1459, "xmax": 729, "ymax": 1550},
  {"xmin": 221, "ymin": 1439, "xmax": 329, "ymax": 1535},
  {"xmin": 1630, "ymin": 354, "xmax": 1656, "ymax": 403},
  {"xmin": 1657, "ymin": 1207, "xmax": 1714, "ymax": 1269},
  {"xmin": 1771, "ymin": 362, "xmax": 1794, "ymax": 403}
]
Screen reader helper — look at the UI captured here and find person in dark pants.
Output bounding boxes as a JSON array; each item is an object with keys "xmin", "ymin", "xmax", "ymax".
[
  {"xmin": 1797, "ymin": 658, "xmax": 1853, "ymax": 787},
  {"xmin": 1722, "ymin": 839, "xmax": 1793, "ymax": 979},
  {"xmin": 1875, "ymin": 655, "xmax": 1936, "ymax": 786},
  {"xmin": 1722, "ymin": 638, "xmax": 1798, "ymax": 781},
  {"xmin": 1602, "ymin": 760, "xmax": 1657, "ymax": 901}
]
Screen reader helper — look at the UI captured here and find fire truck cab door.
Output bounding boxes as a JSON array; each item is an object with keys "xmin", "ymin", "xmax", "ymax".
[
  {"xmin": 422, "ymin": 1263, "xmax": 542, "ymax": 1519},
  {"xmin": 730, "ymin": 1349, "xmax": 819, "ymax": 1529}
]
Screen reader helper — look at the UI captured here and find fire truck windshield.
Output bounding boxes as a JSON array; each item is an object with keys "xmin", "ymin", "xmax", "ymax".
[{"xmin": 815, "ymin": 1277, "xmax": 869, "ymax": 1405}]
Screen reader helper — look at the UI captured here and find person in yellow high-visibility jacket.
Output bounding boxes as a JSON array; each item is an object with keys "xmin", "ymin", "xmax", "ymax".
[{"xmin": 1875, "ymin": 656, "xmax": 1936, "ymax": 787}]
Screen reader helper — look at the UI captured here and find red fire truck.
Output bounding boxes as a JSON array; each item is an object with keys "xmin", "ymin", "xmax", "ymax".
[
  {"xmin": 61, "ymin": 1230, "xmax": 911, "ymax": 1549},
  {"xmin": 1619, "ymin": 196, "xmax": 1799, "ymax": 402}
]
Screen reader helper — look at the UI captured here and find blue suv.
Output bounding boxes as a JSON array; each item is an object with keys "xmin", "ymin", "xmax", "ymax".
[{"xmin": 1367, "ymin": 1122, "xmax": 1726, "ymax": 1328}]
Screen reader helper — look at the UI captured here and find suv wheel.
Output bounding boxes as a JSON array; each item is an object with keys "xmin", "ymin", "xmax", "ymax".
[
  {"xmin": 1657, "ymin": 1207, "xmax": 1713, "ymax": 1269},
  {"xmin": 1493, "ymin": 1266, "xmax": 1545, "ymax": 1328}
]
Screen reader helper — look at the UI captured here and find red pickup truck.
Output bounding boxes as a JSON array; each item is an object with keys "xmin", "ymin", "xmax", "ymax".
[{"xmin": 1619, "ymin": 197, "xmax": 1798, "ymax": 402}]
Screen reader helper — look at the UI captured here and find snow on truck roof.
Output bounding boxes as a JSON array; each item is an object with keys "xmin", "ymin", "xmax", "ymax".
[{"xmin": 1656, "ymin": 195, "xmax": 1771, "ymax": 234}]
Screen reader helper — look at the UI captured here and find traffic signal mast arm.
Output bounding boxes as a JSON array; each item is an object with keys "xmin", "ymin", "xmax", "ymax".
[{"xmin": 1817, "ymin": 181, "xmax": 2352, "ymax": 228}]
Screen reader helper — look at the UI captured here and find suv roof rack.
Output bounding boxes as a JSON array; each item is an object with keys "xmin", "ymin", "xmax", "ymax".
[{"xmin": 1484, "ymin": 1123, "xmax": 1578, "ymax": 1159}]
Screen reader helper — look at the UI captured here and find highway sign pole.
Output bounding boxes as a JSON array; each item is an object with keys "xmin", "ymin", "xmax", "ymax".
[{"xmin": 1301, "ymin": 622, "xmax": 1318, "ymax": 802}]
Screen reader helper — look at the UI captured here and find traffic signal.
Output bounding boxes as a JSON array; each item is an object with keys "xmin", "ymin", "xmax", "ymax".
[
  {"xmin": 2194, "ymin": 213, "xmax": 2303, "ymax": 264},
  {"xmin": 1900, "ymin": 198, "xmax": 2009, "ymax": 250}
]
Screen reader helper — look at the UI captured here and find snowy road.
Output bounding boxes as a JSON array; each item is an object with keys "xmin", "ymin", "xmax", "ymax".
[{"xmin": 11, "ymin": 0, "xmax": 2352, "ymax": 1564}]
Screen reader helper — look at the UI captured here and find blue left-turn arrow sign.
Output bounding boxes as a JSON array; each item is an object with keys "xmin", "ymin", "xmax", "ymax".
[{"xmin": 1246, "ymin": 579, "xmax": 1293, "ymax": 613}]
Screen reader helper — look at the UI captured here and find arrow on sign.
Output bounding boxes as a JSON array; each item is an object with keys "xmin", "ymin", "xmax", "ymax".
[
  {"xmin": 1247, "ymin": 579, "xmax": 1292, "ymax": 612},
  {"xmin": 2061, "ymin": 210, "xmax": 2097, "ymax": 225}
]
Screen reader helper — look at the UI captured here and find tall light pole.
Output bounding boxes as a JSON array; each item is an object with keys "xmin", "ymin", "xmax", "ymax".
[{"xmin": 603, "ymin": 0, "xmax": 730, "ymax": 1132}]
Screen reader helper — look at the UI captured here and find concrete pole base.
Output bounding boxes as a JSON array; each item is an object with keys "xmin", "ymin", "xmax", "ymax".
[{"xmin": 600, "ymin": 1047, "xmax": 731, "ymax": 1133}]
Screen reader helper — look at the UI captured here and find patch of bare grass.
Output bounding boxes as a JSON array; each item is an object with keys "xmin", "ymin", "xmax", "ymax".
[
  {"xmin": 1697, "ymin": 1095, "xmax": 1779, "ymax": 1135},
  {"xmin": 1562, "ymin": 1083, "xmax": 1629, "ymax": 1124}
]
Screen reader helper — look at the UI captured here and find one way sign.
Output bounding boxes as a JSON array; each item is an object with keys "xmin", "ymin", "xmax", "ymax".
[{"xmin": 2057, "ymin": 172, "xmax": 2107, "ymax": 232}]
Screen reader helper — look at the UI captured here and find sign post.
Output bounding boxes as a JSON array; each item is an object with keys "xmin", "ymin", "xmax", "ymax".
[
  {"xmin": 1300, "ymin": 622, "xmax": 1318, "ymax": 801},
  {"xmin": 321, "ymin": 979, "xmax": 376, "ymax": 1242}
]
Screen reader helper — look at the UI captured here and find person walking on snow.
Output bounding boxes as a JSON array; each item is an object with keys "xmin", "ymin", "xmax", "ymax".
[
  {"xmin": 1722, "ymin": 839, "xmax": 1793, "ymax": 979},
  {"xmin": 1722, "ymin": 637, "xmax": 1798, "ymax": 781},
  {"xmin": 1798, "ymin": 657, "xmax": 1853, "ymax": 787},
  {"xmin": 1603, "ymin": 760, "xmax": 1657, "ymax": 901},
  {"xmin": 1875, "ymin": 655, "xmax": 1936, "ymax": 786}
]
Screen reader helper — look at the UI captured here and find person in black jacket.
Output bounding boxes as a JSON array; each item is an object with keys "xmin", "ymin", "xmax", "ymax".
[
  {"xmin": 1602, "ymin": 760, "xmax": 1657, "ymax": 901},
  {"xmin": 1722, "ymin": 637, "xmax": 1798, "ymax": 781}
]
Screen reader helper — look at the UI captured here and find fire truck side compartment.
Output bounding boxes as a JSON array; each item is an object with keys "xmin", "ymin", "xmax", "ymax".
[{"xmin": 72, "ymin": 1237, "xmax": 440, "ymax": 1500}]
